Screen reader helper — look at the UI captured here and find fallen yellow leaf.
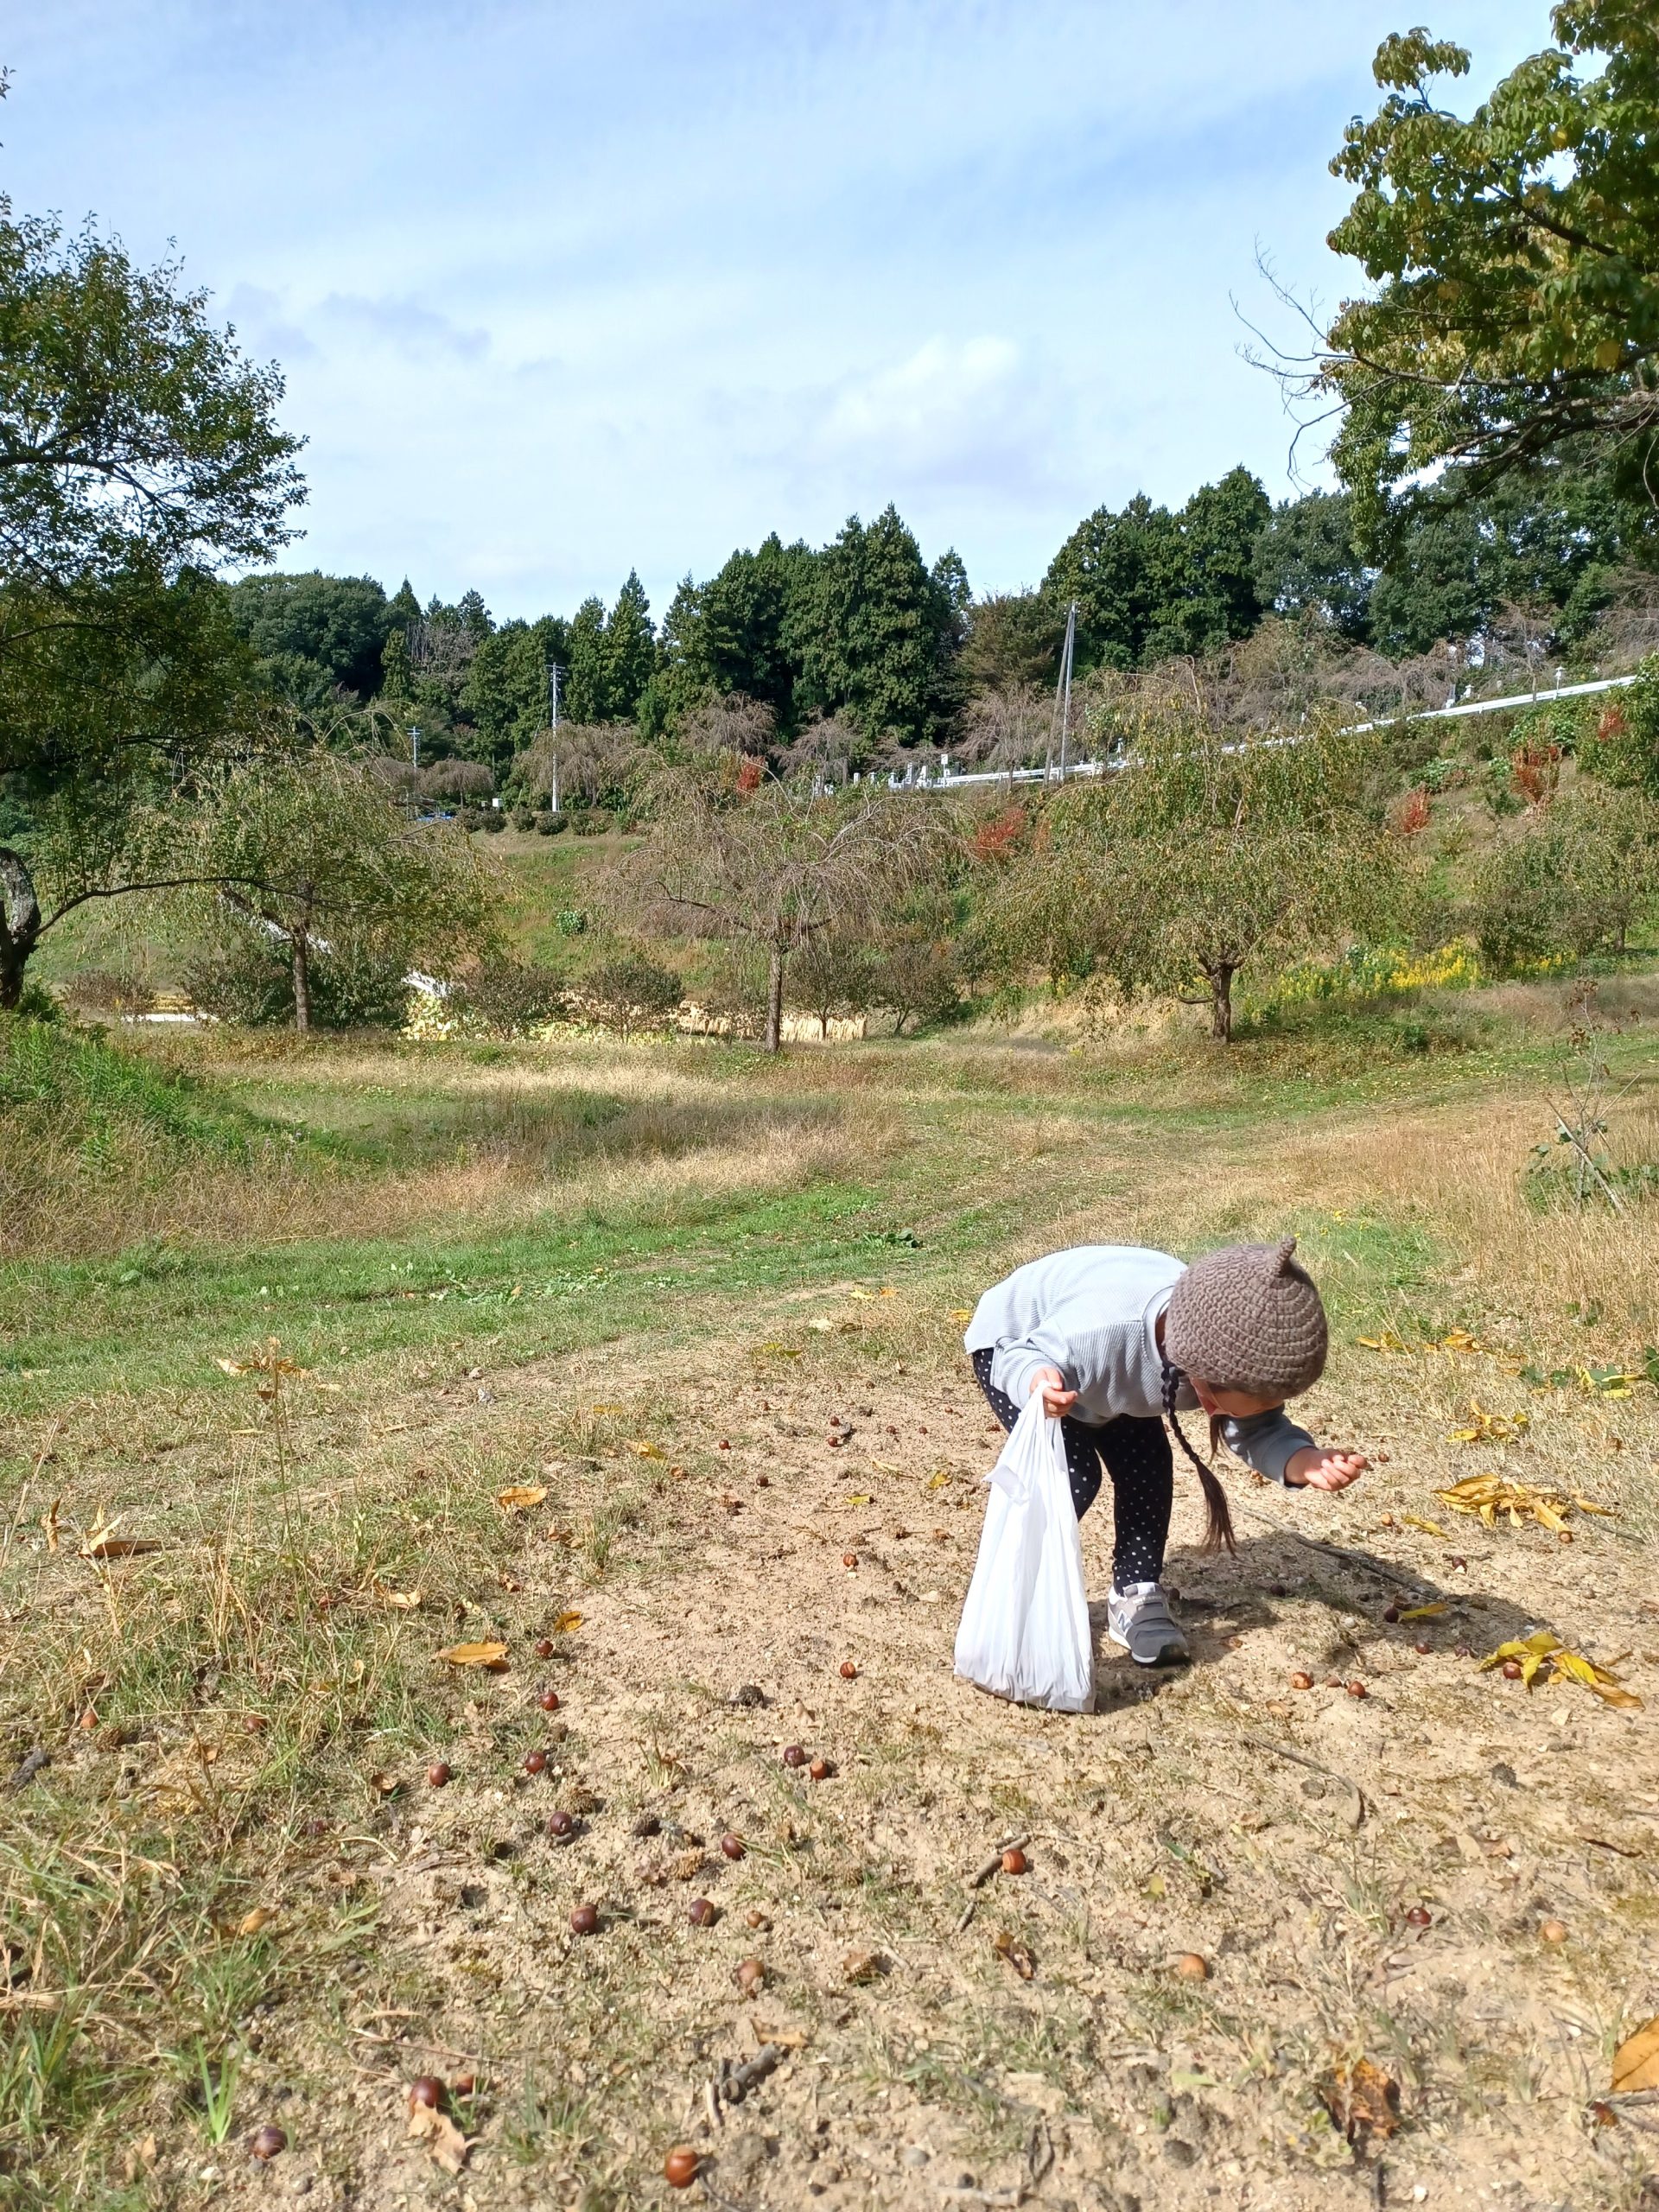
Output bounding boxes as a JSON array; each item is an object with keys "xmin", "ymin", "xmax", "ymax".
[
  {"xmin": 628, "ymin": 1440, "xmax": 667, "ymax": 1459},
  {"xmin": 435, "ymin": 1640, "xmax": 509, "ymax": 1669},
  {"xmin": 1611, "ymin": 2016, "xmax": 1659, "ymax": 2094},
  {"xmin": 1402, "ymin": 1514, "xmax": 1447, "ymax": 1538},
  {"xmin": 1357, "ymin": 1331, "xmax": 1409, "ymax": 1353},
  {"xmin": 925, "ymin": 1471, "xmax": 951, "ymax": 1491},
  {"xmin": 237, "ymin": 1907, "xmax": 276, "ymax": 1936},
  {"xmin": 1398, "ymin": 1601, "xmax": 1449, "ymax": 1620},
  {"xmin": 949, "ymin": 1307, "xmax": 973, "ymax": 1321},
  {"xmin": 41, "ymin": 1497, "xmax": 60, "ymax": 1553},
  {"xmin": 495, "ymin": 1484, "xmax": 548, "ymax": 1512},
  {"xmin": 375, "ymin": 1582, "xmax": 423, "ymax": 1611},
  {"xmin": 847, "ymin": 1492, "xmax": 873, "ymax": 1507},
  {"xmin": 551, "ymin": 1610, "xmax": 583, "ymax": 1634}
]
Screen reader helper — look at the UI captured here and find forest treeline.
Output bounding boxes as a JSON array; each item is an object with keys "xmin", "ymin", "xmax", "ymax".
[{"xmin": 226, "ymin": 444, "xmax": 1659, "ymax": 797}]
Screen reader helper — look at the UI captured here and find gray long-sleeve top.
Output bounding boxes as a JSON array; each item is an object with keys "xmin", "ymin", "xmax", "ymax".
[{"xmin": 963, "ymin": 1244, "xmax": 1317, "ymax": 1485}]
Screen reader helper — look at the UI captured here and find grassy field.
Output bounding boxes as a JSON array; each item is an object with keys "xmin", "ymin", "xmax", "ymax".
[{"xmin": 3, "ymin": 988, "xmax": 1659, "ymax": 2210}]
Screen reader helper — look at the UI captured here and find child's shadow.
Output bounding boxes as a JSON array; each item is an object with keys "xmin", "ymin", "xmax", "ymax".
[{"xmin": 1085, "ymin": 1531, "xmax": 1541, "ymax": 1710}]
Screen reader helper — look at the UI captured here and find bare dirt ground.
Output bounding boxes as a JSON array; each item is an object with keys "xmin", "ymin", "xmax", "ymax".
[{"xmin": 147, "ymin": 1300, "xmax": 1659, "ymax": 2212}]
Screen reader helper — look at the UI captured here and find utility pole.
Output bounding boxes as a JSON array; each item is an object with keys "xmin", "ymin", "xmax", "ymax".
[
  {"xmin": 546, "ymin": 659, "xmax": 563, "ymax": 813},
  {"xmin": 1050, "ymin": 601, "xmax": 1077, "ymax": 782},
  {"xmin": 408, "ymin": 724, "xmax": 420, "ymax": 819}
]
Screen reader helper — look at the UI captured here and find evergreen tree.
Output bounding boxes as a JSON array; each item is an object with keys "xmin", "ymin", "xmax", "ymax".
[
  {"xmin": 564, "ymin": 594, "xmax": 610, "ymax": 721},
  {"xmin": 457, "ymin": 588, "xmax": 493, "ymax": 640},
  {"xmin": 794, "ymin": 505, "xmax": 957, "ymax": 746},
  {"xmin": 604, "ymin": 570, "xmax": 656, "ymax": 721}
]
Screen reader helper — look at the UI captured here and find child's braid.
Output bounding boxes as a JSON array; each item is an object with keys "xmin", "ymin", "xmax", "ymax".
[{"xmin": 1160, "ymin": 1356, "xmax": 1237, "ymax": 1556}]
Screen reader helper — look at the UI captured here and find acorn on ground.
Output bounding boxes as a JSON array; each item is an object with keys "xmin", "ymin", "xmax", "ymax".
[
  {"xmin": 569, "ymin": 1904, "xmax": 599, "ymax": 1935},
  {"xmin": 839, "ymin": 1661, "xmax": 858, "ymax": 1680},
  {"xmin": 407, "ymin": 2076, "xmax": 444, "ymax": 2112},
  {"xmin": 664, "ymin": 2146, "xmax": 701, "ymax": 2188},
  {"xmin": 1001, "ymin": 1847, "xmax": 1027, "ymax": 1876},
  {"xmin": 1174, "ymin": 1953, "xmax": 1208, "ymax": 1980},
  {"xmin": 250, "ymin": 2125, "xmax": 287, "ymax": 2161},
  {"xmin": 426, "ymin": 1762, "xmax": 452, "ymax": 1789},
  {"xmin": 720, "ymin": 1832, "xmax": 745, "ymax": 1861}
]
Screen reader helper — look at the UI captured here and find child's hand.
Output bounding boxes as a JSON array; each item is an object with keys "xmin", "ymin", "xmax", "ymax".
[
  {"xmin": 1286, "ymin": 1446, "xmax": 1369, "ymax": 1491},
  {"xmin": 1027, "ymin": 1365, "xmax": 1078, "ymax": 1419}
]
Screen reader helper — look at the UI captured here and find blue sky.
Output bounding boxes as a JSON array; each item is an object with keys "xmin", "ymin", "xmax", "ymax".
[{"xmin": 7, "ymin": 1, "xmax": 1537, "ymax": 621}]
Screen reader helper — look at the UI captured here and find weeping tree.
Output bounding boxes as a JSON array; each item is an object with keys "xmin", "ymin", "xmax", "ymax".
[
  {"xmin": 182, "ymin": 752, "xmax": 503, "ymax": 1031},
  {"xmin": 610, "ymin": 761, "xmax": 949, "ymax": 1052},
  {"xmin": 978, "ymin": 710, "xmax": 1414, "ymax": 1040}
]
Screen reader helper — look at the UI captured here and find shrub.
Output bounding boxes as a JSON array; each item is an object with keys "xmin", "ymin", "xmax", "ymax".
[
  {"xmin": 873, "ymin": 932, "xmax": 963, "ymax": 1033},
  {"xmin": 569, "ymin": 808, "xmax": 613, "ymax": 838},
  {"xmin": 1470, "ymin": 787, "xmax": 1659, "ymax": 970},
  {"xmin": 450, "ymin": 960, "xmax": 567, "ymax": 1036},
  {"xmin": 536, "ymin": 811, "xmax": 569, "ymax": 836},
  {"xmin": 1580, "ymin": 656, "xmax": 1659, "ymax": 796},
  {"xmin": 582, "ymin": 951, "xmax": 683, "ymax": 1036},
  {"xmin": 185, "ymin": 928, "xmax": 410, "ymax": 1029},
  {"xmin": 60, "ymin": 969, "xmax": 156, "ymax": 1014}
]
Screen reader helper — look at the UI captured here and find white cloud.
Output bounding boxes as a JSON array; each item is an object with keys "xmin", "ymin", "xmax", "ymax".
[{"xmin": 4, "ymin": 0, "xmax": 1542, "ymax": 615}]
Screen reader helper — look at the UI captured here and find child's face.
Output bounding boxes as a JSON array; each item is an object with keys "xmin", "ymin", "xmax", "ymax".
[{"xmin": 1190, "ymin": 1377, "xmax": 1284, "ymax": 1420}]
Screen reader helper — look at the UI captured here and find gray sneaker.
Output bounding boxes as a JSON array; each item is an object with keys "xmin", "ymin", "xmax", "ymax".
[{"xmin": 1107, "ymin": 1582, "xmax": 1190, "ymax": 1668}]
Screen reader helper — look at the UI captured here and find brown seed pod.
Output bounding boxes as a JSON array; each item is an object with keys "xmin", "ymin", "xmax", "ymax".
[
  {"xmin": 1502, "ymin": 1658, "xmax": 1523, "ymax": 1681},
  {"xmin": 734, "ymin": 1956, "xmax": 766, "ymax": 1992},
  {"xmin": 1001, "ymin": 1847, "xmax": 1028, "ymax": 1876},
  {"xmin": 426, "ymin": 1762, "xmax": 452, "ymax": 1789},
  {"xmin": 250, "ymin": 2124, "xmax": 287, "ymax": 2161},
  {"xmin": 1174, "ymin": 1953, "xmax": 1208, "ymax": 1980},
  {"xmin": 664, "ymin": 2146, "xmax": 701, "ymax": 2188},
  {"xmin": 1404, "ymin": 1904, "xmax": 1432, "ymax": 1929},
  {"xmin": 744, "ymin": 1908, "xmax": 770, "ymax": 1930},
  {"xmin": 547, "ymin": 1809, "xmax": 576, "ymax": 1838},
  {"xmin": 842, "ymin": 1553, "xmax": 858, "ymax": 1568},
  {"xmin": 1346, "ymin": 1680, "xmax": 1369, "ymax": 1699},
  {"xmin": 687, "ymin": 1897, "xmax": 717, "ymax": 1927},
  {"xmin": 1324, "ymin": 1675, "xmax": 1344, "ymax": 1688},
  {"xmin": 1414, "ymin": 1640, "xmax": 1432, "ymax": 1655},
  {"xmin": 1382, "ymin": 1604, "xmax": 1401, "ymax": 1624},
  {"xmin": 1540, "ymin": 1917, "xmax": 1567, "ymax": 1943},
  {"xmin": 451, "ymin": 2074, "xmax": 476, "ymax": 2098},
  {"xmin": 839, "ymin": 1660, "xmax": 858, "ymax": 1680},
  {"xmin": 524, "ymin": 1750, "xmax": 549, "ymax": 1776},
  {"xmin": 781, "ymin": 1744, "xmax": 807, "ymax": 1768},
  {"xmin": 809, "ymin": 1757, "xmax": 836, "ymax": 1782},
  {"xmin": 569, "ymin": 1904, "xmax": 599, "ymax": 1936},
  {"xmin": 1288, "ymin": 1671, "xmax": 1313, "ymax": 1690},
  {"xmin": 538, "ymin": 1688, "xmax": 561, "ymax": 1713},
  {"xmin": 720, "ymin": 1832, "xmax": 745, "ymax": 1861},
  {"xmin": 534, "ymin": 1637, "xmax": 556, "ymax": 1659},
  {"xmin": 407, "ymin": 2075, "xmax": 444, "ymax": 2112}
]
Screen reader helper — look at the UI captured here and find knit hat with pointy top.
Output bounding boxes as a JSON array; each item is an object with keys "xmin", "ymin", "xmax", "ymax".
[{"xmin": 1164, "ymin": 1236, "xmax": 1328, "ymax": 1401}]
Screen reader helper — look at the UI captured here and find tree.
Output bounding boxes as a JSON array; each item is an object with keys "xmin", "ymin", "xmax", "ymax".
[
  {"xmin": 613, "ymin": 766, "xmax": 948, "ymax": 1052},
  {"xmin": 873, "ymin": 929, "xmax": 961, "ymax": 1033},
  {"xmin": 464, "ymin": 613, "xmax": 569, "ymax": 775},
  {"xmin": 790, "ymin": 931, "xmax": 874, "ymax": 1036},
  {"xmin": 1470, "ymin": 782, "xmax": 1659, "ymax": 968},
  {"xmin": 1317, "ymin": 8, "xmax": 1659, "ymax": 542},
  {"xmin": 564, "ymin": 594, "xmax": 611, "ymax": 721},
  {"xmin": 0, "ymin": 177, "xmax": 305, "ymax": 1005},
  {"xmin": 1253, "ymin": 490, "xmax": 1375, "ymax": 639},
  {"xmin": 604, "ymin": 571, "xmax": 657, "ymax": 721},
  {"xmin": 226, "ymin": 571, "xmax": 397, "ymax": 702},
  {"xmin": 185, "ymin": 753, "xmax": 501, "ymax": 1032},
  {"xmin": 792, "ymin": 506, "xmax": 960, "ymax": 747},
  {"xmin": 961, "ymin": 590, "xmax": 1063, "ymax": 691},
  {"xmin": 1043, "ymin": 469, "xmax": 1270, "ymax": 671},
  {"xmin": 978, "ymin": 713, "xmax": 1410, "ymax": 1041}
]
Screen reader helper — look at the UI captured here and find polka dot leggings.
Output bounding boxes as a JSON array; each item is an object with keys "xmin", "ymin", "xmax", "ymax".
[{"xmin": 970, "ymin": 1347, "xmax": 1173, "ymax": 1591}]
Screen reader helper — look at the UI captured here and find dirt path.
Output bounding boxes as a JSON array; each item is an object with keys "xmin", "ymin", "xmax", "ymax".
[{"xmin": 241, "ymin": 1319, "xmax": 1659, "ymax": 2212}]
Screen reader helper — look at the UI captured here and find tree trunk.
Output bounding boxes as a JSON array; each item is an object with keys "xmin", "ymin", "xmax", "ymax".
[
  {"xmin": 0, "ymin": 847, "xmax": 43, "ymax": 1012},
  {"xmin": 292, "ymin": 932, "xmax": 313, "ymax": 1034},
  {"xmin": 1209, "ymin": 964, "xmax": 1235, "ymax": 1043},
  {"xmin": 765, "ymin": 943, "xmax": 785, "ymax": 1054}
]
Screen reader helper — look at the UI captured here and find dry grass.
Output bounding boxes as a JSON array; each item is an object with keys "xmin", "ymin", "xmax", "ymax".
[{"xmin": 3, "ymin": 999, "xmax": 1659, "ymax": 2208}]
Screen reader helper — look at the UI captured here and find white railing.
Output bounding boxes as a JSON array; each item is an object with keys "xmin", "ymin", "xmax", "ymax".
[{"xmin": 894, "ymin": 668, "xmax": 1640, "ymax": 791}]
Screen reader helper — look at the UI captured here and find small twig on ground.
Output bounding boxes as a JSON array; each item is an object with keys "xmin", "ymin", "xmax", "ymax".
[
  {"xmin": 703, "ymin": 2075, "xmax": 722, "ymax": 2131},
  {"xmin": 5, "ymin": 1747, "xmax": 48, "ymax": 1792},
  {"xmin": 1229, "ymin": 1501, "xmax": 1434, "ymax": 1595},
  {"xmin": 724, "ymin": 2044, "xmax": 785, "ymax": 2102},
  {"xmin": 1236, "ymin": 1731, "xmax": 1368, "ymax": 1827},
  {"xmin": 957, "ymin": 1832, "xmax": 1031, "ymax": 1932}
]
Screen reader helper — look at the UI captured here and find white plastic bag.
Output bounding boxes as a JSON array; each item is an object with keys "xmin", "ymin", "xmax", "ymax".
[{"xmin": 953, "ymin": 1395, "xmax": 1095, "ymax": 1712}]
